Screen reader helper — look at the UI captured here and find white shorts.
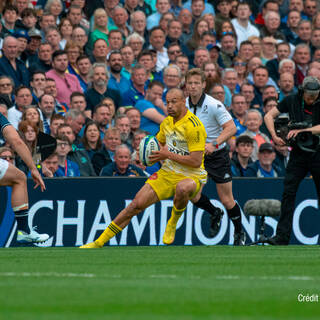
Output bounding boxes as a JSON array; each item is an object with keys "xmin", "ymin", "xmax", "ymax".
[{"xmin": 0, "ymin": 158, "xmax": 9, "ymax": 180}]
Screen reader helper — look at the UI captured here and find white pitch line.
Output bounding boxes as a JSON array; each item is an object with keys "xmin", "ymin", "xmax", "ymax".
[
  {"xmin": 0, "ymin": 272, "xmax": 95, "ymax": 278},
  {"xmin": 149, "ymin": 274, "xmax": 177, "ymax": 279},
  {"xmin": 0, "ymin": 273, "xmax": 317, "ymax": 281}
]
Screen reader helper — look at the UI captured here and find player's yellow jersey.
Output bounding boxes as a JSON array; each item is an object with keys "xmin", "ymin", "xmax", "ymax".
[{"xmin": 156, "ymin": 110, "xmax": 207, "ymax": 184}]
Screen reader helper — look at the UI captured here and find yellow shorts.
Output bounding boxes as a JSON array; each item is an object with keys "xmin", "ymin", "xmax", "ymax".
[{"xmin": 146, "ymin": 168, "xmax": 202, "ymax": 201}]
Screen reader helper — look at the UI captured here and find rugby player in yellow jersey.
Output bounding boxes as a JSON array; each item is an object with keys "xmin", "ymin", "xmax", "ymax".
[{"xmin": 80, "ymin": 88, "xmax": 207, "ymax": 248}]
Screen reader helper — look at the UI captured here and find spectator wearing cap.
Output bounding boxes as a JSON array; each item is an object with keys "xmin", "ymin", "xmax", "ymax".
[
  {"xmin": 107, "ymin": 50, "xmax": 131, "ymax": 94},
  {"xmin": 13, "ymin": 29, "xmax": 30, "ymax": 63},
  {"xmin": 231, "ymin": 1, "xmax": 260, "ymax": 49},
  {"xmin": 25, "ymin": 29, "xmax": 43, "ymax": 66},
  {"xmin": 241, "ymin": 109, "xmax": 271, "ymax": 162},
  {"xmin": 230, "ymin": 135, "xmax": 254, "ymax": 177},
  {"xmin": 0, "ymin": 36, "xmax": 29, "ymax": 87},
  {"xmin": 244, "ymin": 142, "xmax": 283, "ymax": 177},
  {"xmin": 207, "ymin": 43, "xmax": 220, "ymax": 64},
  {"xmin": 46, "ymin": 50, "xmax": 82, "ymax": 106}
]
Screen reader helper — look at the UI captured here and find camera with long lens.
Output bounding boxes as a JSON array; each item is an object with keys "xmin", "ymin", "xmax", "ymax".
[
  {"xmin": 274, "ymin": 115, "xmax": 319, "ymax": 152},
  {"xmin": 273, "ymin": 76, "xmax": 320, "ymax": 152}
]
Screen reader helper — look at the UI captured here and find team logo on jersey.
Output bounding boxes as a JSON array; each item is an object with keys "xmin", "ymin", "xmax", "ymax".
[
  {"xmin": 217, "ymin": 104, "xmax": 222, "ymax": 108},
  {"xmin": 203, "ymin": 105, "xmax": 208, "ymax": 113},
  {"xmin": 173, "ymin": 140, "xmax": 177, "ymax": 146}
]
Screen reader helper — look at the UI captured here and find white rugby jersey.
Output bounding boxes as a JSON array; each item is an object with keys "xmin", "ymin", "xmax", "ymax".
[{"xmin": 186, "ymin": 94, "xmax": 232, "ymax": 149}]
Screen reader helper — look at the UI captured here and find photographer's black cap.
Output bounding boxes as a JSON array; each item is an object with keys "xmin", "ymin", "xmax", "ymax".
[{"xmin": 302, "ymin": 76, "xmax": 320, "ymax": 95}]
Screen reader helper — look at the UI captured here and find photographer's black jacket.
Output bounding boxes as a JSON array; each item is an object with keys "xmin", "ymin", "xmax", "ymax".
[{"xmin": 277, "ymin": 89, "xmax": 320, "ymax": 126}]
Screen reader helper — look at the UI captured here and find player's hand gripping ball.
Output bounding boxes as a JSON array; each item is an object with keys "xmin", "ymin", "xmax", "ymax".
[{"xmin": 139, "ymin": 135, "xmax": 160, "ymax": 166}]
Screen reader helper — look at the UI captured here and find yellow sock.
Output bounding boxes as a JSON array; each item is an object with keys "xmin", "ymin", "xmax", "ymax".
[
  {"xmin": 169, "ymin": 205, "xmax": 186, "ymax": 225},
  {"xmin": 95, "ymin": 221, "xmax": 122, "ymax": 247}
]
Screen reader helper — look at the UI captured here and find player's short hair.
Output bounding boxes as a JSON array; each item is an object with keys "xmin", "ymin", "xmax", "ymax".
[{"xmin": 185, "ymin": 68, "xmax": 206, "ymax": 83}]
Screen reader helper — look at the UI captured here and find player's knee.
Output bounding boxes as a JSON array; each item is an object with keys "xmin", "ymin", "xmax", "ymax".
[
  {"xmin": 176, "ymin": 181, "xmax": 196, "ymax": 197},
  {"xmin": 128, "ymin": 198, "xmax": 144, "ymax": 216}
]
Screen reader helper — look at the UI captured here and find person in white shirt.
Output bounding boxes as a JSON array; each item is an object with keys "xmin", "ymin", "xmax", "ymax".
[
  {"xmin": 185, "ymin": 68, "xmax": 246, "ymax": 245},
  {"xmin": 231, "ymin": 1, "xmax": 260, "ymax": 49}
]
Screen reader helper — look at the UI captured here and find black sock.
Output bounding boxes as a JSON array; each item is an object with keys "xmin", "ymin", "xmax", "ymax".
[
  {"xmin": 227, "ymin": 203, "xmax": 242, "ymax": 233},
  {"xmin": 15, "ymin": 209, "xmax": 30, "ymax": 233},
  {"xmin": 194, "ymin": 193, "xmax": 220, "ymax": 216}
]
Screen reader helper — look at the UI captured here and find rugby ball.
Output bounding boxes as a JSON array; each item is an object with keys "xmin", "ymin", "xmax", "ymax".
[{"xmin": 139, "ymin": 135, "xmax": 160, "ymax": 166}]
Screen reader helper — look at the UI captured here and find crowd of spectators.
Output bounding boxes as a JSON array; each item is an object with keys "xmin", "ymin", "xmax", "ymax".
[{"xmin": 0, "ymin": 0, "xmax": 319, "ymax": 178}]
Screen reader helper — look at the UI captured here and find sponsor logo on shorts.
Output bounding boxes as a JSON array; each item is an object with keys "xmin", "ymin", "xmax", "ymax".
[{"xmin": 149, "ymin": 172, "xmax": 158, "ymax": 180}]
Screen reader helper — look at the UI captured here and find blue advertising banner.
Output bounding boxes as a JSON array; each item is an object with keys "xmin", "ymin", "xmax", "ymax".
[{"xmin": 0, "ymin": 177, "xmax": 319, "ymax": 247}]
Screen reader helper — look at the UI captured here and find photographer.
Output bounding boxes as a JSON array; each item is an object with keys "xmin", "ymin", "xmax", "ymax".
[{"xmin": 264, "ymin": 76, "xmax": 320, "ymax": 245}]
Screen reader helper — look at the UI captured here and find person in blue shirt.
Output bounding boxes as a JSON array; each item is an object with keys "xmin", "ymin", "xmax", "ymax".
[
  {"xmin": 0, "ymin": 36, "xmax": 30, "ymax": 88},
  {"xmin": 122, "ymin": 64, "xmax": 148, "ymax": 107},
  {"xmin": 100, "ymin": 144, "xmax": 146, "ymax": 177},
  {"xmin": 55, "ymin": 135, "xmax": 80, "ymax": 177},
  {"xmin": 245, "ymin": 143, "xmax": 284, "ymax": 177},
  {"xmin": 107, "ymin": 50, "xmax": 131, "ymax": 94},
  {"xmin": 135, "ymin": 80, "xmax": 166, "ymax": 136}
]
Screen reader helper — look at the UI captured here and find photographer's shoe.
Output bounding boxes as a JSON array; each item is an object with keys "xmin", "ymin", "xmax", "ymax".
[
  {"xmin": 234, "ymin": 231, "xmax": 246, "ymax": 246},
  {"xmin": 209, "ymin": 208, "xmax": 224, "ymax": 237},
  {"xmin": 266, "ymin": 236, "xmax": 289, "ymax": 245}
]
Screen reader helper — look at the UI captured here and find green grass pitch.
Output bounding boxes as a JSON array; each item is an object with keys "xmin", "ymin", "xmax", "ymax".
[{"xmin": 0, "ymin": 246, "xmax": 319, "ymax": 320}]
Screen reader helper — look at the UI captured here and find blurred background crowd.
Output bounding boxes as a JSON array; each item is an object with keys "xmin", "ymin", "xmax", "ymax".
[{"xmin": 0, "ymin": 0, "xmax": 318, "ymax": 179}]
